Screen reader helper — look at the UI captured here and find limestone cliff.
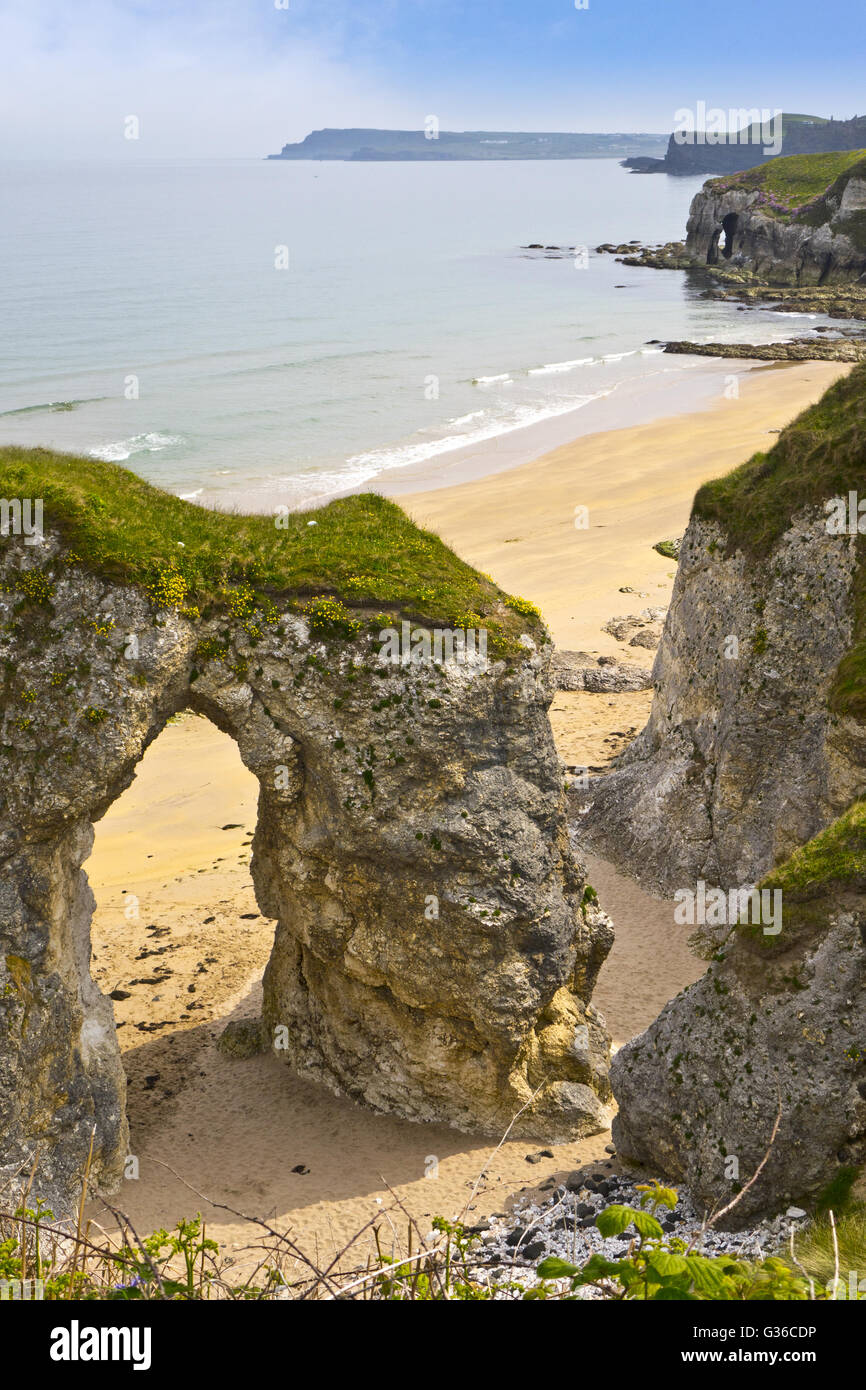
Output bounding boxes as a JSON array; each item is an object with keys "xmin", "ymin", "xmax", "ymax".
[
  {"xmin": 611, "ymin": 807, "xmax": 866, "ymax": 1223},
  {"xmin": 0, "ymin": 449, "xmax": 614, "ymax": 1217},
  {"xmin": 685, "ymin": 151, "xmax": 866, "ymax": 284},
  {"xmin": 580, "ymin": 363, "xmax": 866, "ymax": 894},
  {"xmin": 580, "ymin": 363, "xmax": 866, "ymax": 1220}
]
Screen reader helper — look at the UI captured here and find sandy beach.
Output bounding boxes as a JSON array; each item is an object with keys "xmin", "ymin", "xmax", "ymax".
[{"xmin": 85, "ymin": 360, "xmax": 849, "ymax": 1270}]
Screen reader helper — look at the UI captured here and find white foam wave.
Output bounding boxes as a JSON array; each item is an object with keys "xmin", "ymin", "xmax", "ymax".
[
  {"xmin": 343, "ymin": 392, "xmax": 612, "ymax": 483},
  {"xmin": 528, "ymin": 357, "xmax": 596, "ymax": 376},
  {"xmin": 448, "ymin": 410, "xmax": 486, "ymax": 426},
  {"xmin": 90, "ymin": 432, "xmax": 182, "ymax": 463}
]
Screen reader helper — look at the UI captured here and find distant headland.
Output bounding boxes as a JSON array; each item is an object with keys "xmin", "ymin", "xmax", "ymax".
[
  {"xmin": 266, "ymin": 127, "xmax": 668, "ymax": 161},
  {"xmin": 623, "ymin": 111, "xmax": 866, "ymax": 175}
]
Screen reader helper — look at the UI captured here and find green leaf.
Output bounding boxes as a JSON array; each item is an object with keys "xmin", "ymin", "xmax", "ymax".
[
  {"xmin": 636, "ymin": 1181, "xmax": 679, "ymax": 1211},
  {"xmin": 654, "ymin": 1186, "xmax": 679, "ymax": 1211},
  {"xmin": 684, "ymin": 1254, "xmax": 731, "ymax": 1295},
  {"xmin": 648, "ymin": 1250, "xmax": 689, "ymax": 1278},
  {"xmin": 632, "ymin": 1210, "xmax": 664, "ymax": 1240},
  {"xmin": 536, "ymin": 1257, "xmax": 579, "ymax": 1280},
  {"xmin": 652, "ymin": 1285, "xmax": 698, "ymax": 1300},
  {"xmin": 596, "ymin": 1204, "xmax": 637, "ymax": 1237},
  {"xmin": 573, "ymin": 1253, "xmax": 628, "ymax": 1284}
]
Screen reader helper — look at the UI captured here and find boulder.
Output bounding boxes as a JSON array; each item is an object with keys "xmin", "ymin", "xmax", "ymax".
[{"xmin": 550, "ymin": 651, "xmax": 652, "ymax": 693}]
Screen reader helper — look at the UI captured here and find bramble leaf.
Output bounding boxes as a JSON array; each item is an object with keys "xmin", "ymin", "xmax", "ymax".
[{"xmin": 536, "ymin": 1257, "xmax": 579, "ymax": 1280}]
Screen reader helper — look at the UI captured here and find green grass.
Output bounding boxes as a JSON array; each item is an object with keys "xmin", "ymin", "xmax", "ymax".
[
  {"xmin": 694, "ymin": 363, "xmax": 866, "ymax": 717},
  {"xmin": 653, "ymin": 539, "xmax": 680, "ymax": 561},
  {"xmin": 707, "ymin": 149, "xmax": 866, "ymax": 214},
  {"xmin": 735, "ymin": 801, "xmax": 866, "ymax": 956},
  {"xmin": 0, "ymin": 445, "xmax": 544, "ymax": 655},
  {"xmin": 762, "ymin": 801, "xmax": 866, "ymax": 896},
  {"xmin": 693, "ymin": 362, "xmax": 866, "ymax": 555},
  {"xmin": 788, "ymin": 1206, "xmax": 866, "ymax": 1295}
]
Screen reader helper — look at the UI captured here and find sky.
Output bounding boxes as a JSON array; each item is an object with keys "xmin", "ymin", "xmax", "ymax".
[{"xmin": 0, "ymin": 0, "xmax": 863, "ymax": 159}]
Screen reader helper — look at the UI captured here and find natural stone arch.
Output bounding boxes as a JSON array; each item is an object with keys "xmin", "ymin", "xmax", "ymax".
[
  {"xmin": 720, "ymin": 212, "xmax": 739, "ymax": 259},
  {"xmin": 0, "ymin": 468, "xmax": 613, "ymax": 1217},
  {"xmin": 706, "ymin": 226, "xmax": 722, "ymax": 265},
  {"xmin": 705, "ymin": 213, "xmax": 741, "ymax": 266}
]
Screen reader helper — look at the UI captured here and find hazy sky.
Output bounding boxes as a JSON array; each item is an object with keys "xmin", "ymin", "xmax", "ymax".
[{"xmin": 1, "ymin": 0, "xmax": 863, "ymax": 159}]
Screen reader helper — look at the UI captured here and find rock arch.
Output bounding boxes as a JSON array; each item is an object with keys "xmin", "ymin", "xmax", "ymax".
[
  {"xmin": 0, "ymin": 527, "xmax": 613, "ymax": 1217},
  {"xmin": 706, "ymin": 212, "xmax": 740, "ymax": 266},
  {"xmin": 720, "ymin": 212, "xmax": 739, "ymax": 259}
]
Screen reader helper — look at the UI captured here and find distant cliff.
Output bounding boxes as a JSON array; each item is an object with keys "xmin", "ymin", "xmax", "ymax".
[
  {"xmin": 268, "ymin": 128, "xmax": 668, "ymax": 162},
  {"xmin": 624, "ymin": 113, "xmax": 866, "ymax": 176}
]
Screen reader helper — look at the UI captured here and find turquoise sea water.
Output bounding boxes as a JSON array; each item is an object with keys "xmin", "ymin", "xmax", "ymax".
[{"xmin": 0, "ymin": 157, "xmax": 835, "ymax": 510}]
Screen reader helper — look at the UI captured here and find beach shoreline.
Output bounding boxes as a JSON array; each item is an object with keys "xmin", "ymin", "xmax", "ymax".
[
  {"xmin": 369, "ymin": 356, "xmax": 809, "ymax": 501},
  {"xmin": 401, "ymin": 358, "xmax": 848, "ymax": 654}
]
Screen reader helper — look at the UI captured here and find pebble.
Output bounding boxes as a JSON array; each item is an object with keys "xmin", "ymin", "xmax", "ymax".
[{"xmin": 469, "ymin": 1171, "xmax": 809, "ymax": 1296}]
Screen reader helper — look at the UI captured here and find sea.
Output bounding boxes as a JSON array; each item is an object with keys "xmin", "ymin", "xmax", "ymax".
[{"xmin": 0, "ymin": 156, "xmax": 837, "ymax": 511}]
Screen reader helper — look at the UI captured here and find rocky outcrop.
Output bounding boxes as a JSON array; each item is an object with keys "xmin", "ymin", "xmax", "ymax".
[
  {"xmin": 550, "ymin": 651, "xmax": 652, "ymax": 693},
  {"xmin": 685, "ymin": 161, "xmax": 866, "ymax": 285},
  {"xmin": 578, "ymin": 365, "xmax": 866, "ymax": 896},
  {"xmin": 578, "ymin": 505, "xmax": 863, "ymax": 894},
  {"xmin": 704, "ymin": 281, "xmax": 866, "ymax": 321},
  {"xmin": 581, "ymin": 364, "xmax": 866, "ymax": 1220},
  {"xmin": 0, "ymin": 518, "xmax": 614, "ymax": 1217},
  {"xmin": 664, "ymin": 338, "xmax": 866, "ymax": 363},
  {"xmin": 612, "ymin": 811, "xmax": 866, "ymax": 1223},
  {"xmin": 602, "ymin": 609, "xmax": 666, "ymax": 651}
]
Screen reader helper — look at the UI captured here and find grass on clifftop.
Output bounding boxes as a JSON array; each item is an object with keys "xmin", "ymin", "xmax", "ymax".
[
  {"xmin": 694, "ymin": 363, "xmax": 866, "ymax": 717},
  {"xmin": 693, "ymin": 362, "xmax": 866, "ymax": 556},
  {"xmin": 762, "ymin": 801, "xmax": 866, "ymax": 897},
  {"xmin": 707, "ymin": 149, "xmax": 866, "ymax": 218},
  {"xmin": 737, "ymin": 802, "xmax": 866, "ymax": 956},
  {"xmin": 0, "ymin": 446, "xmax": 544, "ymax": 654}
]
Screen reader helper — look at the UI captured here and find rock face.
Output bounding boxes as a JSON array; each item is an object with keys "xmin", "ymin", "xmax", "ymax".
[
  {"xmin": 685, "ymin": 169, "xmax": 866, "ymax": 285},
  {"xmin": 0, "ymin": 531, "xmax": 614, "ymax": 1217},
  {"xmin": 579, "ymin": 507, "xmax": 863, "ymax": 894},
  {"xmin": 550, "ymin": 651, "xmax": 652, "ymax": 693},
  {"xmin": 611, "ymin": 836, "xmax": 866, "ymax": 1224},
  {"xmin": 664, "ymin": 339, "xmax": 866, "ymax": 364},
  {"xmin": 581, "ymin": 363, "xmax": 866, "ymax": 1220}
]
